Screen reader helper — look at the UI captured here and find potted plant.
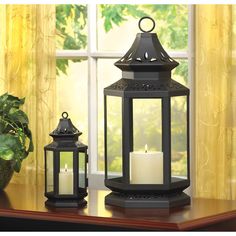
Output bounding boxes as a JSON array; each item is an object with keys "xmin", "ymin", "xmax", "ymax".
[{"xmin": 0, "ymin": 93, "xmax": 34, "ymax": 190}]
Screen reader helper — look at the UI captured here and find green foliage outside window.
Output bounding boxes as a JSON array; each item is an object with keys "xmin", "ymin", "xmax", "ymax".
[{"xmin": 56, "ymin": 4, "xmax": 189, "ymax": 177}]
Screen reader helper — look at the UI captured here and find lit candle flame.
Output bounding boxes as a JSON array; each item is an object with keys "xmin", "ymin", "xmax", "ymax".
[
  {"xmin": 65, "ymin": 164, "xmax": 68, "ymax": 172},
  {"xmin": 145, "ymin": 144, "xmax": 148, "ymax": 153}
]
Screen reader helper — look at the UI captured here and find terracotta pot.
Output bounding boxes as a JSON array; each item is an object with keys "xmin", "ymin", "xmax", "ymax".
[{"xmin": 0, "ymin": 159, "xmax": 14, "ymax": 190}]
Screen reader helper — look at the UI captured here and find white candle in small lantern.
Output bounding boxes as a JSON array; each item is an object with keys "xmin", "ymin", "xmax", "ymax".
[
  {"xmin": 130, "ymin": 144, "xmax": 163, "ymax": 184},
  {"xmin": 59, "ymin": 163, "xmax": 74, "ymax": 194}
]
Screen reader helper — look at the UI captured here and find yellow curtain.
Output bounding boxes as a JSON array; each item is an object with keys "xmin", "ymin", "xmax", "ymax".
[
  {"xmin": 0, "ymin": 5, "xmax": 56, "ymax": 186},
  {"xmin": 194, "ymin": 5, "xmax": 236, "ymax": 199}
]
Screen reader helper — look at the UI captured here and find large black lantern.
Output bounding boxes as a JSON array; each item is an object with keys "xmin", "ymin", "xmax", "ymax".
[
  {"xmin": 44, "ymin": 112, "xmax": 88, "ymax": 207},
  {"xmin": 104, "ymin": 17, "xmax": 190, "ymax": 208}
]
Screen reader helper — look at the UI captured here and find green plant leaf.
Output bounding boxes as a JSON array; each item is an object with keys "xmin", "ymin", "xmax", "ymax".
[
  {"xmin": 0, "ymin": 134, "xmax": 23, "ymax": 153},
  {"xmin": 9, "ymin": 109, "xmax": 29, "ymax": 125},
  {"xmin": 0, "ymin": 93, "xmax": 33, "ymax": 173},
  {"xmin": 0, "ymin": 146, "xmax": 14, "ymax": 161}
]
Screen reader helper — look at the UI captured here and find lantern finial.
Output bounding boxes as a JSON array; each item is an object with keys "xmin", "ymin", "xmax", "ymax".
[
  {"xmin": 138, "ymin": 16, "xmax": 155, "ymax": 33},
  {"xmin": 62, "ymin": 111, "xmax": 69, "ymax": 119},
  {"xmin": 50, "ymin": 111, "xmax": 82, "ymax": 137}
]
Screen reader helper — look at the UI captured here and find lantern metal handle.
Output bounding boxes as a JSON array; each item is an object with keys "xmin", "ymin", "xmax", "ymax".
[
  {"xmin": 138, "ymin": 16, "xmax": 155, "ymax": 33},
  {"xmin": 62, "ymin": 111, "xmax": 68, "ymax": 119}
]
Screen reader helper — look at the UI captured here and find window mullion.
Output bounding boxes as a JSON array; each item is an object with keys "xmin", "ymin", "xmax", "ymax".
[
  {"xmin": 88, "ymin": 3, "xmax": 98, "ymax": 179},
  {"xmin": 188, "ymin": 4, "xmax": 195, "ymax": 197}
]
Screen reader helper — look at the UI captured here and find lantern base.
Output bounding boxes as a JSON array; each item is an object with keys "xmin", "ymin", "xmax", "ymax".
[
  {"xmin": 105, "ymin": 192, "xmax": 190, "ymax": 208},
  {"xmin": 45, "ymin": 199, "xmax": 87, "ymax": 208}
]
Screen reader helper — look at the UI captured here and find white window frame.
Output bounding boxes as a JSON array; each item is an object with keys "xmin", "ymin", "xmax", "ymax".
[{"xmin": 56, "ymin": 4, "xmax": 195, "ymax": 191}]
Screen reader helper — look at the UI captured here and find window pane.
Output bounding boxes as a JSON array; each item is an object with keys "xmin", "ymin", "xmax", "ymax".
[
  {"xmin": 106, "ymin": 96, "xmax": 122, "ymax": 177},
  {"xmin": 97, "ymin": 59, "xmax": 121, "ymax": 171},
  {"xmin": 172, "ymin": 59, "xmax": 188, "ymax": 86},
  {"xmin": 97, "ymin": 4, "xmax": 188, "ymax": 51},
  {"xmin": 171, "ymin": 96, "xmax": 188, "ymax": 180},
  {"xmin": 56, "ymin": 4, "xmax": 87, "ymax": 50},
  {"xmin": 56, "ymin": 59, "xmax": 88, "ymax": 145}
]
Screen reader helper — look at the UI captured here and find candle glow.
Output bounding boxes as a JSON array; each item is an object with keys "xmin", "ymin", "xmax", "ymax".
[{"xmin": 59, "ymin": 163, "xmax": 73, "ymax": 194}]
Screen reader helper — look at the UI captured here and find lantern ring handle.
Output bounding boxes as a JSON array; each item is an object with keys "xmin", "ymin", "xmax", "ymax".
[
  {"xmin": 138, "ymin": 16, "xmax": 155, "ymax": 33},
  {"xmin": 62, "ymin": 111, "xmax": 69, "ymax": 119}
]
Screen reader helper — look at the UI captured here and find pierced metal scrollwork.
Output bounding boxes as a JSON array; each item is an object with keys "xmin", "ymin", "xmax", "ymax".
[{"xmin": 107, "ymin": 79, "xmax": 185, "ymax": 92}]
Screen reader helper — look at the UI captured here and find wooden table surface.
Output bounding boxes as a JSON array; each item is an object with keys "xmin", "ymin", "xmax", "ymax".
[{"xmin": 0, "ymin": 183, "xmax": 236, "ymax": 231}]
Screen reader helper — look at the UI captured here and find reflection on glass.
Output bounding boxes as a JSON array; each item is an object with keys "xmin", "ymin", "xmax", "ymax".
[
  {"xmin": 133, "ymin": 99, "xmax": 162, "ymax": 152},
  {"xmin": 171, "ymin": 96, "xmax": 187, "ymax": 180},
  {"xmin": 56, "ymin": 4, "xmax": 87, "ymax": 50},
  {"xmin": 79, "ymin": 152, "xmax": 86, "ymax": 188},
  {"xmin": 56, "ymin": 59, "xmax": 88, "ymax": 145},
  {"xmin": 97, "ymin": 4, "xmax": 188, "ymax": 51},
  {"xmin": 46, "ymin": 151, "xmax": 54, "ymax": 193},
  {"xmin": 106, "ymin": 96, "xmax": 122, "ymax": 178},
  {"xmin": 59, "ymin": 152, "xmax": 74, "ymax": 194},
  {"xmin": 97, "ymin": 59, "xmax": 121, "ymax": 171}
]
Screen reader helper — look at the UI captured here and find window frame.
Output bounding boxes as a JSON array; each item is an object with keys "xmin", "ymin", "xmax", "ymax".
[{"xmin": 56, "ymin": 4, "xmax": 195, "ymax": 191}]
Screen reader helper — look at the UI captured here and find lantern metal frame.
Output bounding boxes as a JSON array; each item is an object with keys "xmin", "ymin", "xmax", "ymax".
[
  {"xmin": 44, "ymin": 112, "xmax": 88, "ymax": 208},
  {"xmin": 104, "ymin": 17, "xmax": 190, "ymax": 208}
]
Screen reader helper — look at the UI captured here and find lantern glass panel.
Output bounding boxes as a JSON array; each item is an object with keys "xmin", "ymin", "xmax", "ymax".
[
  {"xmin": 133, "ymin": 99, "xmax": 162, "ymax": 152},
  {"xmin": 106, "ymin": 95, "xmax": 123, "ymax": 179},
  {"xmin": 78, "ymin": 152, "xmax": 86, "ymax": 188},
  {"xmin": 59, "ymin": 152, "xmax": 74, "ymax": 195},
  {"xmin": 171, "ymin": 96, "xmax": 188, "ymax": 181},
  {"xmin": 60, "ymin": 151, "xmax": 73, "ymax": 170},
  {"xmin": 46, "ymin": 150, "xmax": 54, "ymax": 193},
  {"xmin": 130, "ymin": 99, "xmax": 163, "ymax": 184}
]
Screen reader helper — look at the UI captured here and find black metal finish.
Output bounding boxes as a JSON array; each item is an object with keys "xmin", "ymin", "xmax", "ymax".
[
  {"xmin": 45, "ymin": 199, "xmax": 87, "ymax": 208},
  {"xmin": 50, "ymin": 111, "xmax": 82, "ymax": 138},
  {"xmin": 104, "ymin": 17, "xmax": 190, "ymax": 208},
  {"xmin": 104, "ymin": 78, "xmax": 189, "ymax": 97},
  {"xmin": 114, "ymin": 34, "xmax": 178, "ymax": 73},
  {"xmin": 105, "ymin": 192, "xmax": 190, "ymax": 209},
  {"xmin": 162, "ymin": 97, "xmax": 171, "ymax": 185},
  {"xmin": 104, "ymin": 95, "xmax": 108, "ymax": 181},
  {"xmin": 105, "ymin": 177, "xmax": 189, "ymax": 193},
  {"xmin": 122, "ymin": 97, "xmax": 133, "ymax": 184},
  {"xmin": 187, "ymin": 95, "xmax": 191, "ymax": 181},
  {"xmin": 44, "ymin": 112, "xmax": 88, "ymax": 208}
]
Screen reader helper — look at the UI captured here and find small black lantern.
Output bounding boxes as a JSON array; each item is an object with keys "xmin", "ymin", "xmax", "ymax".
[
  {"xmin": 104, "ymin": 17, "xmax": 190, "ymax": 208},
  {"xmin": 44, "ymin": 112, "xmax": 88, "ymax": 207}
]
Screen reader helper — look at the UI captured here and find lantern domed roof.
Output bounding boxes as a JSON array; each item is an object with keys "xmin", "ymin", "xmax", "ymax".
[
  {"xmin": 50, "ymin": 112, "xmax": 82, "ymax": 138},
  {"xmin": 115, "ymin": 17, "xmax": 179, "ymax": 73}
]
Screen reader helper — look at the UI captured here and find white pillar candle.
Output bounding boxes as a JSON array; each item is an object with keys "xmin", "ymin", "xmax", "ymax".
[
  {"xmin": 130, "ymin": 145, "xmax": 163, "ymax": 184},
  {"xmin": 59, "ymin": 164, "xmax": 74, "ymax": 194}
]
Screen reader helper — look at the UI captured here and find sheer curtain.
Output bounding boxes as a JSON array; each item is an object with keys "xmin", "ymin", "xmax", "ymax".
[
  {"xmin": 0, "ymin": 5, "xmax": 56, "ymax": 186},
  {"xmin": 194, "ymin": 5, "xmax": 236, "ymax": 199}
]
